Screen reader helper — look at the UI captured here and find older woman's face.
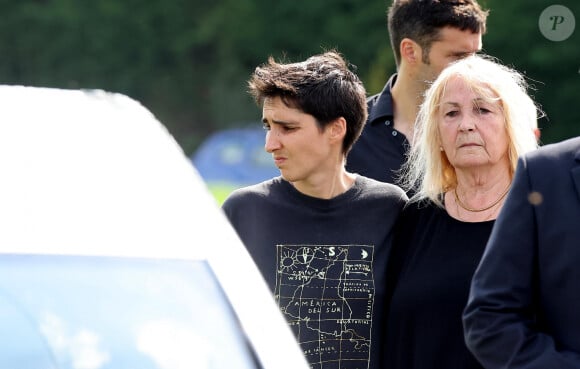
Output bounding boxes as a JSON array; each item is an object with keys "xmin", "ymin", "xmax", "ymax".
[{"xmin": 438, "ymin": 77, "xmax": 510, "ymax": 171}]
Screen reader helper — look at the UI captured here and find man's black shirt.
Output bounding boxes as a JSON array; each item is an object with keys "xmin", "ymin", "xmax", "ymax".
[{"xmin": 346, "ymin": 74, "xmax": 410, "ymax": 186}]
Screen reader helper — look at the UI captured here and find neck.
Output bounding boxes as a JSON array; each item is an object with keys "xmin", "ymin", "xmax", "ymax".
[
  {"xmin": 293, "ymin": 168, "xmax": 356, "ymax": 200},
  {"xmin": 454, "ymin": 182, "xmax": 511, "ymax": 213},
  {"xmin": 448, "ymin": 190, "xmax": 504, "ymax": 222},
  {"xmin": 447, "ymin": 164, "xmax": 513, "ymax": 222},
  {"xmin": 454, "ymin": 164, "xmax": 512, "ymax": 193},
  {"xmin": 391, "ymin": 67, "xmax": 424, "ymax": 143}
]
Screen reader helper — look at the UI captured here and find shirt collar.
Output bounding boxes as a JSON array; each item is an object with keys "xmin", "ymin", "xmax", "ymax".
[{"xmin": 369, "ymin": 73, "xmax": 397, "ymax": 125}]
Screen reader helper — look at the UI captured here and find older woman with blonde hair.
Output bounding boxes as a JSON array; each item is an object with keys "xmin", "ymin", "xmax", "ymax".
[{"xmin": 383, "ymin": 55, "xmax": 540, "ymax": 369}]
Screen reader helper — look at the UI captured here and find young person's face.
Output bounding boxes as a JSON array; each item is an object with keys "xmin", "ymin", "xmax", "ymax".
[
  {"xmin": 417, "ymin": 26, "xmax": 482, "ymax": 84},
  {"xmin": 437, "ymin": 76, "xmax": 510, "ymax": 172},
  {"xmin": 262, "ymin": 96, "xmax": 338, "ymax": 184}
]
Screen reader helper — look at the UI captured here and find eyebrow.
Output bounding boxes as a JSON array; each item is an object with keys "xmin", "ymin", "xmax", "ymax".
[
  {"xmin": 442, "ymin": 98, "xmax": 496, "ymax": 109},
  {"xmin": 451, "ymin": 51, "xmax": 474, "ymax": 58},
  {"xmin": 261, "ymin": 118, "xmax": 297, "ymax": 126},
  {"xmin": 441, "ymin": 101, "xmax": 462, "ymax": 110},
  {"xmin": 443, "ymin": 97, "xmax": 490, "ymax": 104}
]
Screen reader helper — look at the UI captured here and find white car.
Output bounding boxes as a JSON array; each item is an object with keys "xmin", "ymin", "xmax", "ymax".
[{"xmin": 0, "ymin": 86, "xmax": 309, "ymax": 369}]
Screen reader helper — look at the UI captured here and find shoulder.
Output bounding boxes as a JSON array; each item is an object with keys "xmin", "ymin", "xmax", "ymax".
[
  {"xmin": 526, "ymin": 136, "xmax": 580, "ymax": 164},
  {"xmin": 521, "ymin": 136, "xmax": 580, "ymax": 178},
  {"xmin": 393, "ymin": 200, "xmax": 440, "ymax": 247},
  {"xmin": 400, "ymin": 198, "xmax": 438, "ymax": 220},
  {"xmin": 222, "ymin": 177, "xmax": 283, "ymax": 210},
  {"xmin": 355, "ymin": 175, "xmax": 408, "ymax": 202}
]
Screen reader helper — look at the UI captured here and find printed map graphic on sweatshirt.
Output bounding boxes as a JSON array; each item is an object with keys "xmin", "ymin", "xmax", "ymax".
[{"xmin": 275, "ymin": 245, "xmax": 375, "ymax": 369}]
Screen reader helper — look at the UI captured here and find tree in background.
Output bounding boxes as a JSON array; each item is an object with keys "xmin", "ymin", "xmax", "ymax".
[
  {"xmin": 481, "ymin": 0, "xmax": 579, "ymax": 145},
  {"xmin": 0, "ymin": 0, "xmax": 577, "ymax": 155}
]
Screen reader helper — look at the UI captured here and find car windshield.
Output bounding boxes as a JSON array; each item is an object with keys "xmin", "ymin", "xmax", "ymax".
[{"xmin": 0, "ymin": 254, "xmax": 259, "ymax": 369}]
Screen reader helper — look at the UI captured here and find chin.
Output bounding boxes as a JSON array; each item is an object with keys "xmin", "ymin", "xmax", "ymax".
[
  {"xmin": 280, "ymin": 171, "xmax": 304, "ymax": 183},
  {"xmin": 279, "ymin": 171, "xmax": 293, "ymax": 182}
]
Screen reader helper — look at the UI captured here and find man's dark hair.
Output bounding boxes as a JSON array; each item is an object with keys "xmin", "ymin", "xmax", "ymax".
[
  {"xmin": 248, "ymin": 51, "xmax": 367, "ymax": 156},
  {"xmin": 388, "ymin": 0, "xmax": 489, "ymax": 66}
]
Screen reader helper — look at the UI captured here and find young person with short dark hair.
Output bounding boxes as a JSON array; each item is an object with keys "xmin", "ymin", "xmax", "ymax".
[{"xmin": 223, "ymin": 51, "xmax": 407, "ymax": 369}]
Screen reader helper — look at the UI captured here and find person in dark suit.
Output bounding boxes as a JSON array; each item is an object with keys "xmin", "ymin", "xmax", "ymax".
[{"xmin": 463, "ymin": 135, "xmax": 580, "ymax": 368}]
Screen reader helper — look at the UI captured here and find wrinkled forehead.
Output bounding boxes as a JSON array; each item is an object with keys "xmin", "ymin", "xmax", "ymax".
[{"xmin": 440, "ymin": 75, "xmax": 500, "ymax": 103}]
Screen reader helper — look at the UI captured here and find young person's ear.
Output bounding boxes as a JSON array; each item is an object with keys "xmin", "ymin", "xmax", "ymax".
[
  {"xmin": 400, "ymin": 38, "xmax": 422, "ymax": 64},
  {"xmin": 329, "ymin": 117, "xmax": 347, "ymax": 142}
]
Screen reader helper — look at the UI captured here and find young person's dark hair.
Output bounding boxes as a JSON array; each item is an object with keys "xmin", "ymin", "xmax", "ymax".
[
  {"xmin": 388, "ymin": 0, "xmax": 489, "ymax": 66},
  {"xmin": 248, "ymin": 51, "xmax": 367, "ymax": 155}
]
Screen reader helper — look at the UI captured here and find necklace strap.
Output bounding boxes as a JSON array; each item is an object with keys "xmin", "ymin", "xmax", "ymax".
[{"xmin": 454, "ymin": 184, "xmax": 511, "ymax": 212}]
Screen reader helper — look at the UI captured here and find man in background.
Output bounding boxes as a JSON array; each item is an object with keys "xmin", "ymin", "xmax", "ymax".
[{"xmin": 347, "ymin": 0, "xmax": 488, "ymax": 187}]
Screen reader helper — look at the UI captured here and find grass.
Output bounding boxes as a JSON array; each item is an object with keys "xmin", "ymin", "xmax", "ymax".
[{"xmin": 206, "ymin": 182, "xmax": 240, "ymax": 205}]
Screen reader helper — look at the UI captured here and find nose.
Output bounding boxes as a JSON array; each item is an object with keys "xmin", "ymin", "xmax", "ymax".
[
  {"xmin": 458, "ymin": 115, "xmax": 476, "ymax": 132},
  {"xmin": 265, "ymin": 130, "xmax": 281, "ymax": 153}
]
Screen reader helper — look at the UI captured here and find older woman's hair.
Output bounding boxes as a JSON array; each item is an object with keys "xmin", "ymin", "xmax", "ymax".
[{"xmin": 401, "ymin": 54, "xmax": 540, "ymax": 205}]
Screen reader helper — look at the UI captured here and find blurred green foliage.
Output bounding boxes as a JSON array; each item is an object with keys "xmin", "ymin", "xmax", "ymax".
[{"xmin": 1, "ymin": 0, "xmax": 578, "ymax": 155}]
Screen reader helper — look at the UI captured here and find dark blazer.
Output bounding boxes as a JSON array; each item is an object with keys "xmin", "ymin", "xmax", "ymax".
[{"xmin": 463, "ymin": 136, "xmax": 580, "ymax": 369}]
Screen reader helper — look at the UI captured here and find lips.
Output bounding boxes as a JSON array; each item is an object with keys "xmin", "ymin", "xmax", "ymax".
[
  {"xmin": 457, "ymin": 134, "xmax": 483, "ymax": 148},
  {"xmin": 460, "ymin": 143, "xmax": 480, "ymax": 147},
  {"xmin": 273, "ymin": 156, "xmax": 286, "ymax": 166},
  {"xmin": 457, "ymin": 137, "xmax": 483, "ymax": 148}
]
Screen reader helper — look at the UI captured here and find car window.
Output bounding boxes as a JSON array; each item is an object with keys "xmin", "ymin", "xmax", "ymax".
[{"xmin": 0, "ymin": 254, "xmax": 260, "ymax": 369}]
